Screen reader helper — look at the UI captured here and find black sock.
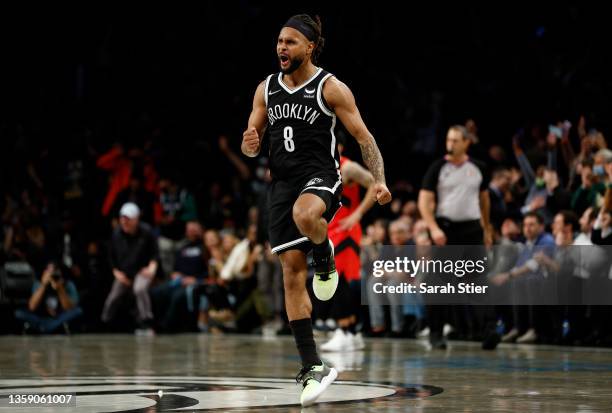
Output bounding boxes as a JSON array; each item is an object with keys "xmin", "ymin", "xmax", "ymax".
[
  {"xmin": 313, "ymin": 237, "xmax": 331, "ymax": 262},
  {"xmin": 289, "ymin": 318, "xmax": 321, "ymax": 368}
]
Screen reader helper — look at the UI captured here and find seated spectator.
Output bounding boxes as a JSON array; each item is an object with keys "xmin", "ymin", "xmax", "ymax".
[
  {"xmin": 491, "ymin": 212, "xmax": 555, "ymax": 344},
  {"xmin": 156, "ymin": 176, "xmax": 198, "ymax": 276},
  {"xmin": 533, "ymin": 210, "xmax": 579, "ymax": 342},
  {"xmin": 191, "ymin": 229, "xmax": 224, "ymax": 331},
  {"xmin": 593, "ymin": 148, "xmax": 612, "ymax": 185},
  {"xmin": 551, "ymin": 210, "xmax": 579, "ymax": 243},
  {"xmin": 204, "ymin": 229, "xmax": 224, "ymax": 278},
  {"xmin": 574, "ymin": 207, "xmax": 598, "ymax": 245},
  {"xmin": 207, "ymin": 225, "xmax": 267, "ymax": 333},
  {"xmin": 254, "ymin": 241, "xmax": 283, "ymax": 332},
  {"xmin": 79, "ymin": 240, "xmax": 113, "ymax": 332},
  {"xmin": 399, "ymin": 200, "xmax": 419, "ymax": 222},
  {"xmin": 488, "ymin": 218, "xmax": 522, "ymax": 274},
  {"xmin": 591, "ymin": 208, "xmax": 612, "ymax": 245},
  {"xmin": 605, "ymin": 149, "xmax": 612, "ymax": 186},
  {"xmin": 14, "ymin": 262, "xmax": 83, "ymax": 334},
  {"xmin": 591, "ymin": 187, "xmax": 612, "ymax": 245},
  {"xmin": 101, "ymin": 203, "xmax": 158, "ymax": 335},
  {"xmin": 219, "ymin": 230, "xmax": 248, "ymax": 282},
  {"xmin": 151, "ymin": 221, "xmax": 208, "ymax": 332},
  {"xmin": 488, "ymin": 167, "xmax": 512, "ymax": 232},
  {"xmin": 367, "ymin": 219, "xmax": 410, "ymax": 337}
]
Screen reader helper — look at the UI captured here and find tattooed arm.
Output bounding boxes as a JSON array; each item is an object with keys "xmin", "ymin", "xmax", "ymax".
[
  {"xmin": 358, "ymin": 136, "xmax": 386, "ymax": 184},
  {"xmin": 323, "ymin": 77, "xmax": 392, "ymax": 205}
]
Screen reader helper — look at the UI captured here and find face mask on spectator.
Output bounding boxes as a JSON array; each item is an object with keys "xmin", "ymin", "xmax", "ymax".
[{"xmin": 593, "ymin": 165, "xmax": 605, "ymax": 176}]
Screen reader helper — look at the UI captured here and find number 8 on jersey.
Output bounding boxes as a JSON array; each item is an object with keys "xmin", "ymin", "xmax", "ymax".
[{"xmin": 283, "ymin": 126, "xmax": 295, "ymax": 152}]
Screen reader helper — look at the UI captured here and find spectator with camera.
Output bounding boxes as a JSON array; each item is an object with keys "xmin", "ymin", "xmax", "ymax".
[{"xmin": 14, "ymin": 262, "xmax": 83, "ymax": 334}]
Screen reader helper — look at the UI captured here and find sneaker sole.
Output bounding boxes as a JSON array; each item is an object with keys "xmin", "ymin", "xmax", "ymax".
[
  {"xmin": 321, "ymin": 343, "xmax": 345, "ymax": 352},
  {"xmin": 313, "ymin": 271, "xmax": 339, "ymax": 301},
  {"xmin": 313, "ymin": 240, "xmax": 339, "ymax": 301},
  {"xmin": 301, "ymin": 367, "xmax": 338, "ymax": 407}
]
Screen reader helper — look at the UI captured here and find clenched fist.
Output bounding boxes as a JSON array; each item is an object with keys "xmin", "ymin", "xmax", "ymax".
[
  {"xmin": 373, "ymin": 182, "xmax": 392, "ymax": 205},
  {"xmin": 242, "ymin": 127, "xmax": 260, "ymax": 157}
]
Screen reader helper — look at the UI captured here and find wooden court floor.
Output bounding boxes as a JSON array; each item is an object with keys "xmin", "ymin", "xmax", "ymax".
[{"xmin": 1, "ymin": 333, "xmax": 612, "ymax": 412}]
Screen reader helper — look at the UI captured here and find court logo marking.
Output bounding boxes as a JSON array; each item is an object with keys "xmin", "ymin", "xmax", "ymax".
[{"xmin": 0, "ymin": 376, "xmax": 443, "ymax": 412}]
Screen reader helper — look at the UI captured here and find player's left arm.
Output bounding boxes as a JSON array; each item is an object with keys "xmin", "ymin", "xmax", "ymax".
[{"xmin": 323, "ymin": 77, "xmax": 391, "ymax": 205}]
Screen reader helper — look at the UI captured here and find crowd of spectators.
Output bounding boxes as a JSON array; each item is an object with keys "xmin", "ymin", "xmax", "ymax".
[{"xmin": 2, "ymin": 115, "xmax": 611, "ymax": 348}]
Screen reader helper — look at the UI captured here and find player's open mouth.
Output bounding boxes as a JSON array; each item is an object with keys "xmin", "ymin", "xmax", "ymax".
[{"xmin": 279, "ymin": 55, "xmax": 289, "ymax": 65}]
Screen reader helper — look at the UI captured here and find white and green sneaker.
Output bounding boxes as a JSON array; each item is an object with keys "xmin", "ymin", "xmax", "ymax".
[
  {"xmin": 312, "ymin": 240, "xmax": 339, "ymax": 301},
  {"xmin": 296, "ymin": 363, "xmax": 338, "ymax": 407}
]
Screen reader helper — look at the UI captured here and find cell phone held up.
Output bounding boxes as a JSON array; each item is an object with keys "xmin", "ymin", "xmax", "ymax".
[{"xmin": 549, "ymin": 125, "xmax": 563, "ymax": 139}]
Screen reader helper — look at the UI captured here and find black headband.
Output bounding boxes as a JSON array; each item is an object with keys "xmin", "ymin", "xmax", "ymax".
[{"xmin": 283, "ymin": 16, "xmax": 317, "ymax": 42}]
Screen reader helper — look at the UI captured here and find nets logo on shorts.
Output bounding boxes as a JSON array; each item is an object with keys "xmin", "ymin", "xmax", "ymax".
[{"xmin": 305, "ymin": 177, "xmax": 323, "ymax": 187}]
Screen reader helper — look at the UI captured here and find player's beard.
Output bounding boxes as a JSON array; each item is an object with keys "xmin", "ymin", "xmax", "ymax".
[{"xmin": 281, "ymin": 56, "xmax": 303, "ymax": 74}]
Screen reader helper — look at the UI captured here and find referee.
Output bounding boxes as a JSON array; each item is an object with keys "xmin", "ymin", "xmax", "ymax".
[{"xmin": 418, "ymin": 125, "xmax": 498, "ymax": 349}]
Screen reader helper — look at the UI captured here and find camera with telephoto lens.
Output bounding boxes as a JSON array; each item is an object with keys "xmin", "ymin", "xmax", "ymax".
[{"xmin": 51, "ymin": 268, "xmax": 63, "ymax": 282}]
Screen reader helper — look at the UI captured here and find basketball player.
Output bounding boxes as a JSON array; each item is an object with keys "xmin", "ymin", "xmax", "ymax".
[{"xmin": 241, "ymin": 14, "xmax": 391, "ymax": 407}]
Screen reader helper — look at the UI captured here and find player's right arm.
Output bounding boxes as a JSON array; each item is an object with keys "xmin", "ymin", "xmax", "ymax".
[{"xmin": 241, "ymin": 80, "xmax": 268, "ymax": 157}]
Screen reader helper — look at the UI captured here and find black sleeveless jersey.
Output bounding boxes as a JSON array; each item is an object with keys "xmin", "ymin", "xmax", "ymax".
[{"xmin": 264, "ymin": 67, "xmax": 340, "ymax": 181}]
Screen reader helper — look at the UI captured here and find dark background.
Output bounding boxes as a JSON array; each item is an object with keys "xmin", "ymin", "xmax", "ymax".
[{"xmin": 1, "ymin": 2, "xmax": 609, "ymax": 188}]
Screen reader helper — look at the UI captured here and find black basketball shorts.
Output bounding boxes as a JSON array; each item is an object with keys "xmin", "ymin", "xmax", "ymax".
[{"xmin": 268, "ymin": 172, "xmax": 343, "ymax": 255}]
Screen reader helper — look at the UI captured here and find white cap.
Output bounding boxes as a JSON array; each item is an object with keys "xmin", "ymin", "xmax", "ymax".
[{"xmin": 119, "ymin": 202, "xmax": 140, "ymax": 219}]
